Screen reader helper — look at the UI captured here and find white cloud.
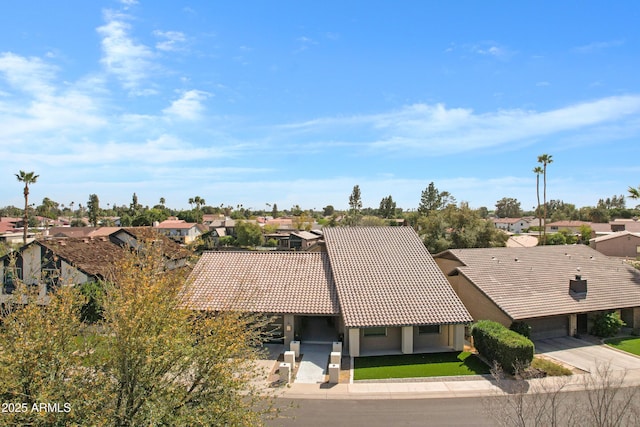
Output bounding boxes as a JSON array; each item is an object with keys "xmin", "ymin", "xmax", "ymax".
[
  {"xmin": 574, "ymin": 40, "xmax": 624, "ymax": 53},
  {"xmin": 97, "ymin": 10, "xmax": 155, "ymax": 92},
  {"xmin": 154, "ymin": 30, "xmax": 187, "ymax": 52},
  {"xmin": 0, "ymin": 52, "xmax": 57, "ymax": 96},
  {"xmin": 276, "ymin": 95, "xmax": 640, "ymax": 156},
  {"xmin": 163, "ymin": 90, "xmax": 210, "ymax": 121}
]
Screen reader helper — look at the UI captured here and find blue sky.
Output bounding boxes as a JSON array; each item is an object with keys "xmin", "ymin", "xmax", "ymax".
[{"xmin": 1, "ymin": 1, "xmax": 639, "ymax": 212}]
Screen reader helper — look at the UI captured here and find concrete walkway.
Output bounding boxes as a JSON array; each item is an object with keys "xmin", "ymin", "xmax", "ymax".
[
  {"xmin": 278, "ymin": 368, "xmax": 640, "ymax": 400},
  {"xmin": 263, "ymin": 337, "xmax": 640, "ymax": 399},
  {"xmin": 295, "ymin": 343, "xmax": 331, "ymax": 384}
]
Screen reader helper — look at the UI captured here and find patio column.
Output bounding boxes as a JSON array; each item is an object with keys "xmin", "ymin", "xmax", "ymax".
[
  {"xmin": 569, "ymin": 314, "xmax": 577, "ymax": 337},
  {"xmin": 283, "ymin": 314, "xmax": 295, "ymax": 347},
  {"xmin": 349, "ymin": 328, "xmax": 360, "ymax": 357},
  {"xmin": 452, "ymin": 324, "xmax": 465, "ymax": 351},
  {"xmin": 401, "ymin": 326, "xmax": 413, "ymax": 354}
]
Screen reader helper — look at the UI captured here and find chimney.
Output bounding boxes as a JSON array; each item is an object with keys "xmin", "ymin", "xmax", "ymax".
[{"xmin": 570, "ymin": 275, "xmax": 587, "ymax": 294}]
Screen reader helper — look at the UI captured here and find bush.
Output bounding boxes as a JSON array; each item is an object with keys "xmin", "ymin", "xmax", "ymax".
[
  {"xmin": 472, "ymin": 320, "xmax": 534, "ymax": 374},
  {"xmin": 509, "ymin": 321, "xmax": 531, "ymax": 338},
  {"xmin": 591, "ymin": 311, "xmax": 625, "ymax": 337}
]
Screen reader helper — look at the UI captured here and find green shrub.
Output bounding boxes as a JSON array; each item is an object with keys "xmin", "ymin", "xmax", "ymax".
[
  {"xmin": 591, "ymin": 311, "xmax": 625, "ymax": 337},
  {"xmin": 472, "ymin": 320, "xmax": 534, "ymax": 374},
  {"xmin": 509, "ymin": 321, "xmax": 531, "ymax": 338}
]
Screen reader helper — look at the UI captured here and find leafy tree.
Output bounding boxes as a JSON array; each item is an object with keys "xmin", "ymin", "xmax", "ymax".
[
  {"xmin": 97, "ymin": 245, "xmax": 275, "ymax": 426},
  {"xmin": 597, "ymin": 194, "xmax": 626, "ymax": 210},
  {"xmin": 36, "ymin": 197, "xmax": 60, "ymax": 219},
  {"xmin": 579, "ymin": 224, "xmax": 594, "ymax": 244},
  {"xmin": 177, "ymin": 209, "xmax": 203, "ymax": 224},
  {"xmin": 78, "ymin": 281, "xmax": 104, "ymax": 323},
  {"xmin": 537, "ymin": 154, "xmax": 553, "ymax": 244},
  {"xmin": 591, "ymin": 312, "xmax": 625, "ymax": 337},
  {"xmin": 130, "ymin": 192, "xmax": 141, "ymax": 215},
  {"xmin": 418, "ymin": 182, "xmax": 447, "ymax": 215},
  {"xmin": 476, "ymin": 206, "xmax": 489, "ymax": 219},
  {"xmin": 547, "ymin": 200, "xmax": 579, "ymax": 221},
  {"xmin": 235, "ymin": 220, "xmax": 264, "ymax": 246},
  {"xmin": 0, "ymin": 283, "xmax": 108, "ymax": 425},
  {"xmin": 15, "ymin": 170, "xmax": 39, "ymax": 244},
  {"xmin": 345, "ymin": 185, "xmax": 362, "ymax": 226},
  {"xmin": 271, "ymin": 203, "xmax": 278, "ymax": 218},
  {"xmin": 416, "ymin": 203, "xmax": 508, "ymax": 253},
  {"xmin": 494, "ymin": 197, "xmax": 523, "ymax": 218},
  {"xmin": 132, "ymin": 208, "xmax": 169, "ymax": 226},
  {"xmin": 87, "ymin": 193, "xmax": 101, "ymax": 226},
  {"xmin": 588, "ymin": 206, "xmax": 610, "ymax": 223},
  {"xmin": 322, "ymin": 205, "xmax": 335, "ymax": 217},
  {"xmin": 378, "ymin": 195, "xmax": 396, "ymax": 219},
  {"xmin": 360, "ymin": 216, "xmax": 386, "ymax": 226},
  {"xmin": 218, "ymin": 235, "xmax": 235, "ymax": 246}
]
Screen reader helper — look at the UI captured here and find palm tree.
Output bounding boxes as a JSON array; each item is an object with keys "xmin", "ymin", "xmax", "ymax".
[
  {"xmin": 537, "ymin": 154, "xmax": 553, "ymax": 245},
  {"xmin": 629, "ymin": 186, "xmax": 640, "ymax": 200},
  {"xmin": 159, "ymin": 197, "xmax": 166, "ymax": 207},
  {"xmin": 533, "ymin": 166, "xmax": 544, "ymax": 243},
  {"xmin": 15, "ymin": 170, "xmax": 39, "ymax": 244}
]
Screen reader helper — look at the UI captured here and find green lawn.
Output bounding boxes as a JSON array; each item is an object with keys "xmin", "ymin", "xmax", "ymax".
[
  {"xmin": 353, "ymin": 351, "xmax": 490, "ymax": 380},
  {"xmin": 605, "ymin": 336, "xmax": 640, "ymax": 356}
]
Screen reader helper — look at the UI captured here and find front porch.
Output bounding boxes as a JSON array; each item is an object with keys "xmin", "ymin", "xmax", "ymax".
[{"xmin": 347, "ymin": 324, "xmax": 466, "ymax": 357}]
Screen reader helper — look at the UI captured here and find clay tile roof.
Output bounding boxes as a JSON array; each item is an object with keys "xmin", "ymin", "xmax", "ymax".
[
  {"xmin": 184, "ymin": 252, "xmax": 339, "ymax": 315},
  {"xmin": 37, "ymin": 238, "xmax": 124, "ymax": 280},
  {"xmin": 323, "ymin": 227, "xmax": 472, "ymax": 328},
  {"xmin": 437, "ymin": 245, "xmax": 640, "ymax": 320}
]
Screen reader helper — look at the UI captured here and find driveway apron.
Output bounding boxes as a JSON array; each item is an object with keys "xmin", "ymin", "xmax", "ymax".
[{"xmin": 535, "ymin": 336, "xmax": 640, "ymax": 372}]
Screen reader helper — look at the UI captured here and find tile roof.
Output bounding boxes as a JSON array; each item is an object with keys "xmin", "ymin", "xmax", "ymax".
[
  {"xmin": 590, "ymin": 230, "xmax": 640, "ymax": 243},
  {"xmin": 547, "ymin": 220, "xmax": 591, "ymax": 228},
  {"xmin": 437, "ymin": 245, "xmax": 640, "ymax": 320},
  {"xmin": 291, "ymin": 231, "xmax": 321, "ymax": 240},
  {"xmin": 155, "ymin": 220, "xmax": 197, "ymax": 229},
  {"xmin": 37, "ymin": 238, "xmax": 124, "ymax": 280},
  {"xmin": 184, "ymin": 252, "xmax": 339, "ymax": 315},
  {"xmin": 323, "ymin": 227, "xmax": 472, "ymax": 328},
  {"xmin": 493, "ymin": 217, "xmax": 524, "ymax": 224}
]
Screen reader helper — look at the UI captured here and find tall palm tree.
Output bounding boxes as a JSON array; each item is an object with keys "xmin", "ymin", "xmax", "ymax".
[
  {"xmin": 15, "ymin": 170, "xmax": 39, "ymax": 244},
  {"xmin": 629, "ymin": 186, "xmax": 640, "ymax": 200},
  {"xmin": 533, "ymin": 166, "xmax": 544, "ymax": 243},
  {"xmin": 537, "ymin": 154, "xmax": 553, "ymax": 245}
]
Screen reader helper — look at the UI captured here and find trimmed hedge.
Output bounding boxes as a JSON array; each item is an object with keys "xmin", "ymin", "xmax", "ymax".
[{"xmin": 472, "ymin": 320, "xmax": 534, "ymax": 374}]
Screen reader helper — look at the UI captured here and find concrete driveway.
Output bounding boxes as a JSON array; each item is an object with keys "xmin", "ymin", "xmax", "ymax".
[{"xmin": 534, "ymin": 336, "xmax": 640, "ymax": 373}]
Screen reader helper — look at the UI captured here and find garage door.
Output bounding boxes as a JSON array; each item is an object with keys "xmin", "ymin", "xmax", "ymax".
[{"xmin": 527, "ymin": 316, "xmax": 568, "ymax": 340}]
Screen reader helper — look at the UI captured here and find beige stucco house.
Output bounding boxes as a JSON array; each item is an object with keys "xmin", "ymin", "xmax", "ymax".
[
  {"xmin": 590, "ymin": 231, "xmax": 640, "ymax": 258},
  {"xmin": 184, "ymin": 227, "xmax": 472, "ymax": 357},
  {"xmin": 434, "ymin": 245, "xmax": 640, "ymax": 340}
]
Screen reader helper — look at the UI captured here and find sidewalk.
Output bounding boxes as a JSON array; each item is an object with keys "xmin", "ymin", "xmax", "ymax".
[{"xmin": 275, "ymin": 368, "xmax": 640, "ymax": 400}]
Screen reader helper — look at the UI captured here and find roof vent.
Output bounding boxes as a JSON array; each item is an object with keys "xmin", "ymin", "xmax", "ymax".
[{"xmin": 514, "ymin": 257, "xmax": 519, "ymax": 262}]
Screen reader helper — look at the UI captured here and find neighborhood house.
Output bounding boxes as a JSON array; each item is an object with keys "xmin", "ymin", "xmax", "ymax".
[
  {"xmin": 434, "ymin": 245, "xmax": 640, "ymax": 340},
  {"xmin": 184, "ymin": 227, "xmax": 472, "ymax": 357}
]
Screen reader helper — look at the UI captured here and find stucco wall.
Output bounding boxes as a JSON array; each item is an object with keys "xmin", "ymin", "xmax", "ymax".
[
  {"xmin": 360, "ymin": 327, "xmax": 401, "ymax": 353},
  {"xmin": 413, "ymin": 325, "xmax": 447, "ymax": 350},
  {"xmin": 448, "ymin": 274, "xmax": 512, "ymax": 326},
  {"xmin": 592, "ymin": 234, "xmax": 640, "ymax": 258},
  {"xmin": 22, "ymin": 244, "xmax": 41, "ymax": 285},
  {"xmin": 61, "ymin": 260, "xmax": 89, "ymax": 285}
]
